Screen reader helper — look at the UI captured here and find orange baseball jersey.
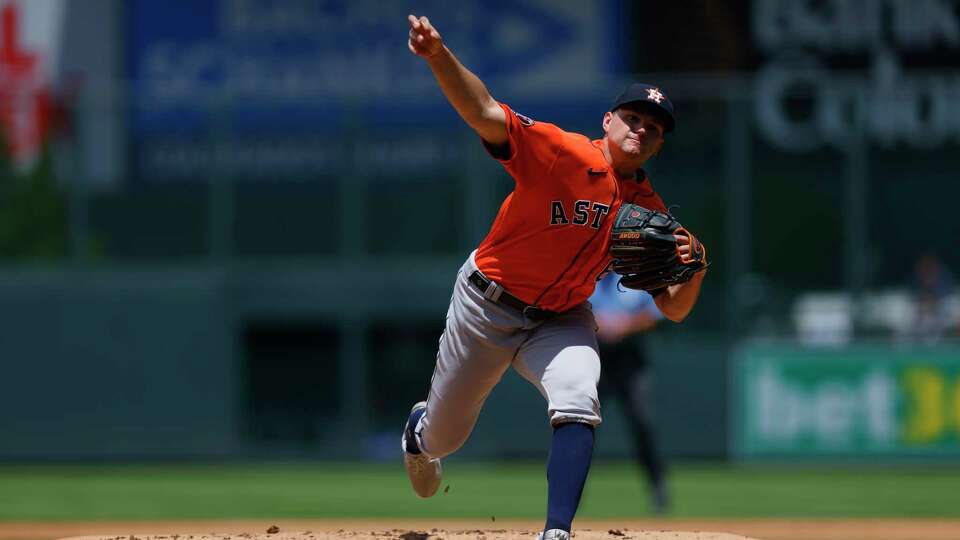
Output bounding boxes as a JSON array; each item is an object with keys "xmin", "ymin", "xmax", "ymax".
[{"xmin": 475, "ymin": 103, "xmax": 668, "ymax": 313}]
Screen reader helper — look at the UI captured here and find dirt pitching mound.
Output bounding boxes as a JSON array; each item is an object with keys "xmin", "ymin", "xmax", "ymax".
[
  {"xmin": 20, "ymin": 518, "xmax": 960, "ymax": 540},
  {"xmin": 58, "ymin": 529, "xmax": 758, "ymax": 540}
]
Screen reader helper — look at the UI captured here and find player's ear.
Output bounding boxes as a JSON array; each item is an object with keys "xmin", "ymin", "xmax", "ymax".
[{"xmin": 602, "ymin": 111, "xmax": 613, "ymax": 134}]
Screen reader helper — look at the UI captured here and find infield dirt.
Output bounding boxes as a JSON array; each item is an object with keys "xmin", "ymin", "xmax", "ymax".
[{"xmin": 4, "ymin": 519, "xmax": 960, "ymax": 540}]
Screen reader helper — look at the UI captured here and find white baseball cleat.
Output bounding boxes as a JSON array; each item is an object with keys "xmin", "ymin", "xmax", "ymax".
[
  {"xmin": 402, "ymin": 400, "xmax": 442, "ymax": 498},
  {"xmin": 535, "ymin": 530, "xmax": 570, "ymax": 540}
]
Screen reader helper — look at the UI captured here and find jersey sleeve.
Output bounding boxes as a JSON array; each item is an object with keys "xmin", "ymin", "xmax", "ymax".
[{"xmin": 482, "ymin": 102, "xmax": 565, "ymax": 186}]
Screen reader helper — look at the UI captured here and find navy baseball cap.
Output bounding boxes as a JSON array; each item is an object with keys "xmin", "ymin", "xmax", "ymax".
[{"xmin": 609, "ymin": 83, "xmax": 675, "ymax": 133}]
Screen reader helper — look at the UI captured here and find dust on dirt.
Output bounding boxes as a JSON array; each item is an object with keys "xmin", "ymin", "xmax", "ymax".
[{"xmin": 2, "ymin": 518, "xmax": 960, "ymax": 540}]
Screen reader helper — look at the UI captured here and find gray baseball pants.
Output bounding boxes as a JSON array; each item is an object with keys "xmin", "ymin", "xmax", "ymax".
[{"xmin": 415, "ymin": 251, "xmax": 602, "ymax": 459}]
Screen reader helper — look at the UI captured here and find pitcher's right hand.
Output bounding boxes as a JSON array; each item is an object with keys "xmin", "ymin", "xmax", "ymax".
[{"xmin": 408, "ymin": 15, "xmax": 444, "ymax": 59}]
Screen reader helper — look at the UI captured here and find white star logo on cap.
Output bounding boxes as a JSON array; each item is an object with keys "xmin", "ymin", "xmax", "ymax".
[{"xmin": 646, "ymin": 88, "xmax": 665, "ymax": 104}]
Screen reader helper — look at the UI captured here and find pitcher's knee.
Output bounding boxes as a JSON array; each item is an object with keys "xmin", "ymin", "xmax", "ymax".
[
  {"xmin": 547, "ymin": 386, "xmax": 602, "ymax": 427},
  {"xmin": 550, "ymin": 408, "xmax": 602, "ymax": 427}
]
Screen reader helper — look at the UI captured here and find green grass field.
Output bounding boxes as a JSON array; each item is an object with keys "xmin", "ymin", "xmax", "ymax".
[{"xmin": 0, "ymin": 461, "xmax": 958, "ymax": 521}]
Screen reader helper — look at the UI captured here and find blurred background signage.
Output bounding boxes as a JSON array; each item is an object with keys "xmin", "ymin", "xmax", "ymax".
[
  {"xmin": 752, "ymin": 0, "xmax": 960, "ymax": 151},
  {"xmin": 129, "ymin": 0, "xmax": 619, "ymax": 182},
  {"xmin": 0, "ymin": 0, "xmax": 64, "ymax": 168},
  {"xmin": 733, "ymin": 345, "xmax": 960, "ymax": 458}
]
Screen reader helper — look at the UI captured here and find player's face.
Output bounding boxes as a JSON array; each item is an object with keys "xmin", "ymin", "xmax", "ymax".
[{"xmin": 603, "ymin": 106, "xmax": 665, "ymax": 164}]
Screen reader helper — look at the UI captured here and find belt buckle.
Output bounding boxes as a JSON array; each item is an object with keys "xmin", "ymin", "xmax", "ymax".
[{"xmin": 522, "ymin": 305, "xmax": 545, "ymax": 321}]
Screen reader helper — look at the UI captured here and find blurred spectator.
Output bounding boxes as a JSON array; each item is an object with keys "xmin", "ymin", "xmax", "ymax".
[
  {"xmin": 589, "ymin": 272, "xmax": 669, "ymax": 515},
  {"xmin": 911, "ymin": 252, "xmax": 956, "ymax": 344}
]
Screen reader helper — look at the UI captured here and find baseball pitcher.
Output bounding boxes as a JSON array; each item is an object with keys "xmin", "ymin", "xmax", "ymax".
[{"xmin": 402, "ymin": 14, "xmax": 707, "ymax": 540}]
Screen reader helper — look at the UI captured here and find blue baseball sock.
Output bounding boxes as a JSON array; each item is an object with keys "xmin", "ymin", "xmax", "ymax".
[{"xmin": 544, "ymin": 422, "xmax": 595, "ymax": 532}]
